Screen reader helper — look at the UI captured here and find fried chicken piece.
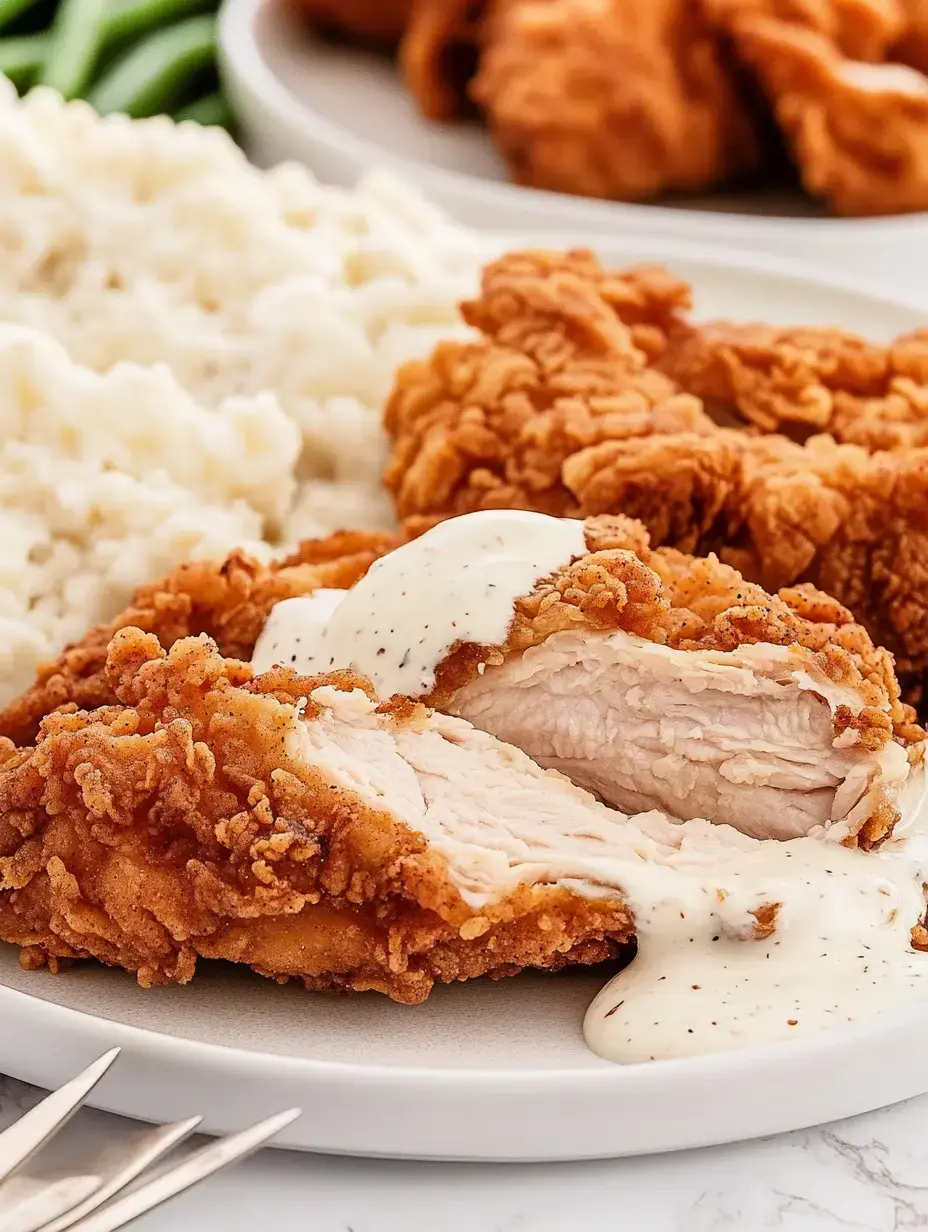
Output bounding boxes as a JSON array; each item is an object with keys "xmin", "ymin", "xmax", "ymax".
[
  {"xmin": 719, "ymin": 13, "xmax": 928, "ymax": 215},
  {"xmin": 659, "ymin": 320, "xmax": 928, "ymax": 447},
  {"xmin": 400, "ymin": 0, "xmax": 485, "ymax": 120},
  {"xmin": 0, "ymin": 530, "xmax": 398, "ymax": 751},
  {"xmin": 254, "ymin": 511, "xmax": 918, "ymax": 848},
  {"xmin": 469, "ymin": 0, "xmax": 764, "ymax": 202},
  {"xmin": 1, "ymin": 627, "xmax": 740, "ymax": 1001},
  {"xmin": 384, "ymin": 250, "xmax": 709, "ymax": 521},
  {"xmin": 291, "ymin": 0, "xmax": 413, "ymax": 43}
]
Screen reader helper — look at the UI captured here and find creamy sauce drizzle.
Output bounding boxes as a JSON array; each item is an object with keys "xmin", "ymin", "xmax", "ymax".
[
  {"xmin": 584, "ymin": 837, "xmax": 928, "ymax": 1063},
  {"xmin": 252, "ymin": 510, "xmax": 587, "ymax": 696},
  {"xmin": 254, "ymin": 511, "xmax": 928, "ymax": 1067}
]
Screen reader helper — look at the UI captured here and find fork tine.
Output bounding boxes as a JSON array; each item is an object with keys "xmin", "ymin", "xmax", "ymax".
[
  {"xmin": 0, "ymin": 1051, "xmax": 121, "ymax": 1188},
  {"xmin": 38, "ymin": 1116, "xmax": 203, "ymax": 1232},
  {"xmin": 65, "ymin": 1108, "xmax": 302, "ymax": 1232}
]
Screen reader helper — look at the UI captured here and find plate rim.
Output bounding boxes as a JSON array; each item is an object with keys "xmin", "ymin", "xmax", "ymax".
[{"xmin": 219, "ymin": 0, "xmax": 928, "ymax": 240}]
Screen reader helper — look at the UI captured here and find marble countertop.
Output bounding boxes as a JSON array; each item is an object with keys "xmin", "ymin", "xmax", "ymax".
[{"xmin": 2, "ymin": 1073, "xmax": 927, "ymax": 1231}]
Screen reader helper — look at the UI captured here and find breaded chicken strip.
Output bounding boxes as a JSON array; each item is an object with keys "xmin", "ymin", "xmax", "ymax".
[
  {"xmin": 0, "ymin": 531, "xmax": 398, "ymax": 751},
  {"xmin": 659, "ymin": 321, "xmax": 928, "ymax": 447},
  {"xmin": 469, "ymin": 0, "xmax": 763, "ymax": 201},
  {"xmin": 292, "ymin": 0, "xmax": 413, "ymax": 42},
  {"xmin": 566, "ymin": 432, "xmax": 928, "ymax": 677},
  {"xmin": 717, "ymin": 12, "xmax": 928, "ymax": 215}
]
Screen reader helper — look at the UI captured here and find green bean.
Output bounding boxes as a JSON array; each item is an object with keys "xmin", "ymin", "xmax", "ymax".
[
  {"xmin": 0, "ymin": 31, "xmax": 46, "ymax": 89},
  {"xmin": 88, "ymin": 14, "xmax": 216, "ymax": 118},
  {"xmin": 174, "ymin": 89, "xmax": 231, "ymax": 129},
  {"xmin": 0, "ymin": 0, "xmax": 42, "ymax": 33},
  {"xmin": 103, "ymin": 0, "xmax": 213, "ymax": 49},
  {"xmin": 38, "ymin": 0, "xmax": 109, "ymax": 99}
]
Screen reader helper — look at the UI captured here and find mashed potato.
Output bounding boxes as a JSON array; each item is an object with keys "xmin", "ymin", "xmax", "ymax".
[
  {"xmin": 0, "ymin": 323, "xmax": 301, "ymax": 703},
  {"xmin": 0, "ymin": 83, "xmax": 483, "ymax": 705}
]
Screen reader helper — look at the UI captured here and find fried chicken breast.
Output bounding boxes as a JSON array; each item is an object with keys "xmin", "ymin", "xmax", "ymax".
[{"xmin": 469, "ymin": 0, "xmax": 763, "ymax": 201}]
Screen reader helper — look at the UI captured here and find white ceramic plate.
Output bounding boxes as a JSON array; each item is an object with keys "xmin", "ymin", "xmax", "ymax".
[
  {"xmin": 0, "ymin": 239, "xmax": 926, "ymax": 1162},
  {"xmin": 219, "ymin": 0, "xmax": 928, "ymax": 286}
]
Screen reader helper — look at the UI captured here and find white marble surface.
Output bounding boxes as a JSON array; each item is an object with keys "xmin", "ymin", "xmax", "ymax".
[{"xmin": 2, "ymin": 1073, "xmax": 928, "ymax": 1231}]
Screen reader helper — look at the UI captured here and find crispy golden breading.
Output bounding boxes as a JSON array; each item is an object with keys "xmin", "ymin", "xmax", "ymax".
[
  {"xmin": 720, "ymin": 14, "xmax": 928, "ymax": 215},
  {"xmin": 0, "ymin": 531, "xmax": 398, "ymax": 751},
  {"xmin": 400, "ymin": 0, "xmax": 485, "ymax": 119},
  {"xmin": 384, "ymin": 250, "xmax": 710, "ymax": 521},
  {"xmin": 0, "ymin": 631, "xmax": 632, "ymax": 1001},
  {"xmin": 659, "ymin": 320, "xmax": 928, "ymax": 447},
  {"xmin": 469, "ymin": 0, "xmax": 763, "ymax": 202},
  {"xmin": 894, "ymin": 0, "xmax": 928, "ymax": 72},
  {"xmin": 292, "ymin": 0, "xmax": 413, "ymax": 42}
]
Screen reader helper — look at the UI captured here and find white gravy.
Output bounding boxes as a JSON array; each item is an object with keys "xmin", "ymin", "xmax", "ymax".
[{"xmin": 252, "ymin": 510, "xmax": 587, "ymax": 696}]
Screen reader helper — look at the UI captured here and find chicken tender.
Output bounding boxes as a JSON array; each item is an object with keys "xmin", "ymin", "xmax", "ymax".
[{"xmin": 470, "ymin": 0, "xmax": 763, "ymax": 201}]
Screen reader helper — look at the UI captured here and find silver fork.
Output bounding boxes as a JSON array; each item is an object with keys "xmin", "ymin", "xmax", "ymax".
[{"xmin": 0, "ymin": 1050, "xmax": 301, "ymax": 1232}]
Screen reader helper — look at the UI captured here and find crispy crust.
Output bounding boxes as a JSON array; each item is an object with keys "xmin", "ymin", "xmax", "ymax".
[
  {"xmin": 660, "ymin": 320, "xmax": 928, "ymax": 448},
  {"xmin": 0, "ymin": 631, "xmax": 633, "ymax": 1002}
]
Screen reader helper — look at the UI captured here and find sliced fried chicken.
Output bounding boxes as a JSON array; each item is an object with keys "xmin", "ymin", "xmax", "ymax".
[
  {"xmin": 0, "ymin": 627, "xmax": 757, "ymax": 1003},
  {"xmin": 251, "ymin": 512, "xmax": 924, "ymax": 851}
]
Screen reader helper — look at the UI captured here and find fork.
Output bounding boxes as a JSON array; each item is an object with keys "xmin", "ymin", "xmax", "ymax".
[{"xmin": 0, "ymin": 1050, "xmax": 301, "ymax": 1232}]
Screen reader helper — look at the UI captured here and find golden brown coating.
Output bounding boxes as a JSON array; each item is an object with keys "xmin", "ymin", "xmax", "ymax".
[
  {"xmin": 469, "ymin": 0, "xmax": 763, "ymax": 202},
  {"xmin": 721, "ymin": 14, "xmax": 928, "ymax": 215},
  {"xmin": 384, "ymin": 250, "xmax": 710, "ymax": 521},
  {"xmin": 0, "ymin": 531, "xmax": 398, "ymax": 751},
  {"xmin": 659, "ymin": 320, "xmax": 928, "ymax": 447},
  {"xmin": 0, "ymin": 631, "xmax": 632, "ymax": 1001},
  {"xmin": 291, "ymin": 0, "xmax": 413, "ymax": 42},
  {"xmin": 400, "ymin": 0, "xmax": 485, "ymax": 120}
]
